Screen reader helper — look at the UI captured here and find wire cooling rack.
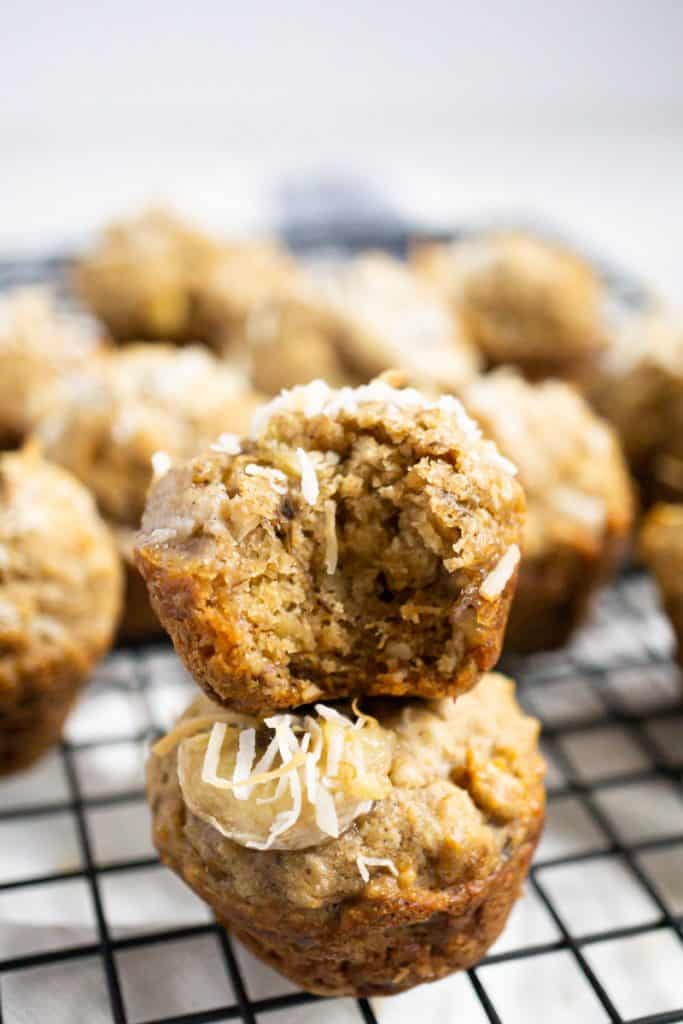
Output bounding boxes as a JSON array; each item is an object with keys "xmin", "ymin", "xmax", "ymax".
[
  {"xmin": 0, "ymin": 240, "xmax": 681, "ymax": 1023},
  {"xmin": 0, "ymin": 575, "xmax": 681, "ymax": 1024}
]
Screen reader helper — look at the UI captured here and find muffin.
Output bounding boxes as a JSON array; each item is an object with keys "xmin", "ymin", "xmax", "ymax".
[
  {"xmin": 640, "ymin": 503, "xmax": 683, "ymax": 664},
  {"xmin": 0, "ymin": 286, "xmax": 103, "ymax": 447},
  {"xmin": 75, "ymin": 207, "xmax": 295, "ymax": 347},
  {"xmin": 135, "ymin": 378, "xmax": 525, "ymax": 714},
  {"xmin": 147, "ymin": 672, "xmax": 544, "ymax": 996},
  {"xmin": 412, "ymin": 233, "xmax": 605, "ymax": 381},
  {"xmin": 463, "ymin": 371, "xmax": 634, "ymax": 651},
  {"xmin": 36, "ymin": 344, "xmax": 262, "ymax": 639},
  {"xmin": 0, "ymin": 448, "xmax": 122, "ymax": 773},
  {"xmin": 241, "ymin": 252, "xmax": 480, "ymax": 395},
  {"xmin": 590, "ymin": 310, "xmax": 683, "ymax": 505}
]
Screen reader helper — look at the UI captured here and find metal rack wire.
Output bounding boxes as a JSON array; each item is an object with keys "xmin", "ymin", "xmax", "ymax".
[{"xmin": 1, "ymin": 245, "xmax": 682, "ymax": 1023}]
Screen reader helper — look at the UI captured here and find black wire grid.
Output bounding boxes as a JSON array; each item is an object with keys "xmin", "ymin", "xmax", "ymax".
[{"xmin": 0, "ymin": 244, "xmax": 681, "ymax": 1023}]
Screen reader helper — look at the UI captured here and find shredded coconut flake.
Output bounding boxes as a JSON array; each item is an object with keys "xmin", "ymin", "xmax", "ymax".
[
  {"xmin": 210, "ymin": 432, "xmax": 242, "ymax": 455},
  {"xmin": 232, "ymin": 728, "xmax": 256, "ymax": 800},
  {"xmin": 324, "ymin": 499, "xmax": 338, "ymax": 573},
  {"xmin": 244, "ymin": 463, "xmax": 288, "ymax": 494},
  {"xmin": 151, "ymin": 450, "xmax": 172, "ymax": 480},
  {"xmin": 480, "ymin": 544, "xmax": 521, "ymax": 600},
  {"xmin": 147, "ymin": 527, "xmax": 178, "ymax": 545},
  {"xmin": 296, "ymin": 448, "xmax": 319, "ymax": 505},
  {"xmin": 314, "ymin": 781, "xmax": 339, "ymax": 838},
  {"xmin": 356, "ymin": 855, "xmax": 399, "ymax": 883},
  {"xmin": 250, "ymin": 379, "xmax": 482, "ymax": 442}
]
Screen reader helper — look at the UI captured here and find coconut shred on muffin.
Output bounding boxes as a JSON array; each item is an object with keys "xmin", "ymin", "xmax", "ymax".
[
  {"xmin": 240, "ymin": 252, "xmax": 480, "ymax": 396},
  {"xmin": 135, "ymin": 378, "xmax": 525, "ymax": 714},
  {"xmin": 0, "ymin": 286, "xmax": 104, "ymax": 447},
  {"xmin": 0, "ymin": 448, "xmax": 122, "ymax": 773},
  {"xmin": 148, "ymin": 672, "xmax": 544, "ymax": 996},
  {"xmin": 412, "ymin": 232, "xmax": 605, "ymax": 382},
  {"xmin": 462, "ymin": 370, "xmax": 634, "ymax": 651},
  {"xmin": 35, "ymin": 344, "xmax": 262, "ymax": 638}
]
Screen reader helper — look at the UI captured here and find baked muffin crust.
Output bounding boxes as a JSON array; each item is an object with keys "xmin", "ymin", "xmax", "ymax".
[
  {"xmin": 412, "ymin": 233, "xmax": 605, "ymax": 380},
  {"xmin": 136, "ymin": 379, "xmax": 524, "ymax": 713},
  {"xmin": 148, "ymin": 672, "xmax": 544, "ymax": 996},
  {"xmin": 0, "ymin": 448, "xmax": 122, "ymax": 772},
  {"xmin": 463, "ymin": 370, "xmax": 633, "ymax": 650}
]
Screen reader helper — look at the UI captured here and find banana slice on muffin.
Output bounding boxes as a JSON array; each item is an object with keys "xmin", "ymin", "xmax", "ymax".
[
  {"xmin": 161, "ymin": 699, "xmax": 393, "ymax": 851},
  {"xmin": 147, "ymin": 672, "xmax": 544, "ymax": 997},
  {"xmin": 135, "ymin": 378, "xmax": 525, "ymax": 713}
]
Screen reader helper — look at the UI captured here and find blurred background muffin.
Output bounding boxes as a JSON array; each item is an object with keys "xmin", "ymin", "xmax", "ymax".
[
  {"xmin": 462, "ymin": 369, "xmax": 634, "ymax": 651},
  {"xmin": 412, "ymin": 233, "xmax": 606, "ymax": 383},
  {"xmin": 0, "ymin": 286, "xmax": 105, "ymax": 448},
  {"xmin": 35, "ymin": 344, "xmax": 262, "ymax": 638},
  {"xmin": 591, "ymin": 310, "xmax": 683, "ymax": 506},
  {"xmin": 640, "ymin": 503, "xmax": 683, "ymax": 664},
  {"xmin": 0, "ymin": 447, "xmax": 122, "ymax": 773}
]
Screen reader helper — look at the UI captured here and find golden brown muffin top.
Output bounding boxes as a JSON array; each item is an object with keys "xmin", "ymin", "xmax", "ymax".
[
  {"xmin": 0, "ymin": 447, "xmax": 122, "ymax": 693},
  {"xmin": 463, "ymin": 370, "xmax": 634, "ymax": 559},
  {"xmin": 36, "ymin": 343, "xmax": 261, "ymax": 526},
  {"xmin": 136, "ymin": 379, "xmax": 524, "ymax": 712},
  {"xmin": 152, "ymin": 672, "xmax": 543, "ymax": 909}
]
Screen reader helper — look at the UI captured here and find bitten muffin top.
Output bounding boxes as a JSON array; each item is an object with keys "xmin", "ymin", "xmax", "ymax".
[
  {"xmin": 0, "ymin": 448, "xmax": 122, "ymax": 694},
  {"xmin": 412, "ymin": 232, "xmax": 605, "ymax": 377},
  {"xmin": 35, "ymin": 344, "xmax": 261, "ymax": 526},
  {"xmin": 135, "ymin": 379, "xmax": 525, "ymax": 714},
  {"xmin": 463, "ymin": 370, "xmax": 634, "ymax": 560},
  {"xmin": 0, "ymin": 286, "xmax": 103, "ymax": 444}
]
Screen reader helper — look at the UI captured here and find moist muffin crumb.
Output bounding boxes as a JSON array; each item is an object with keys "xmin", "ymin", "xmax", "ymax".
[
  {"xmin": 135, "ymin": 379, "xmax": 525, "ymax": 713},
  {"xmin": 0, "ymin": 448, "xmax": 122, "ymax": 773},
  {"xmin": 147, "ymin": 672, "xmax": 544, "ymax": 996},
  {"xmin": 463, "ymin": 370, "xmax": 634, "ymax": 651}
]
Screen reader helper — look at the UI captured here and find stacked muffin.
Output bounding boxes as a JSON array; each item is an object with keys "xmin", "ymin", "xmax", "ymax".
[{"xmin": 137, "ymin": 379, "xmax": 545, "ymax": 996}]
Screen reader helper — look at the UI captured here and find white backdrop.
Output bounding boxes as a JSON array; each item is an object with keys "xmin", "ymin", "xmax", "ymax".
[{"xmin": 1, "ymin": 0, "xmax": 682, "ymax": 303}]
